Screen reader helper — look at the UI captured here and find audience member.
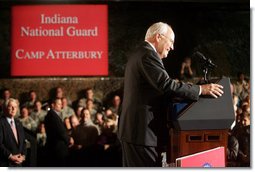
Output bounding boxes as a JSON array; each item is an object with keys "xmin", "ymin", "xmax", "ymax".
[
  {"xmin": 237, "ymin": 112, "xmax": 250, "ymax": 167},
  {"xmin": 78, "ymin": 88, "xmax": 102, "ymax": 110},
  {"xmin": 30, "ymin": 100, "xmax": 47, "ymax": 127},
  {"xmin": 70, "ymin": 108, "xmax": 100, "ymax": 166},
  {"xmin": 227, "ymin": 131, "xmax": 239, "ymax": 166},
  {"xmin": 69, "ymin": 115, "xmax": 80, "ymax": 130},
  {"xmin": 44, "ymin": 98, "xmax": 74, "ymax": 167},
  {"xmin": 233, "ymin": 72, "xmax": 249, "ymax": 101},
  {"xmin": 36, "ymin": 122, "xmax": 47, "ymax": 147},
  {"xmin": 229, "ymin": 81, "xmax": 250, "ymax": 167},
  {"xmin": 179, "ymin": 57, "xmax": 194, "ymax": 81},
  {"xmin": 18, "ymin": 106, "xmax": 37, "ymax": 132},
  {"xmin": 105, "ymin": 108, "xmax": 113, "ymax": 118},
  {"xmin": 22, "ymin": 90, "xmax": 38, "ymax": 112},
  {"xmin": 94, "ymin": 112, "xmax": 106, "ymax": 133},
  {"xmin": 86, "ymin": 99, "xmax": 97, "ymax": 121},
  {"xmin": 36, "ymin": 122, "xmax": 47, "ymax": 167},
  {"xmin": 0, "ymin": 88, "xmax": 12, "ymax": 114},
  {"xmin": 0, "ymin": 98, "xmax": 26, "ymax": 166},
  {"xmin": 64, "ymin": 117, "xmax": 72, "ymax": 136},
  {"xmin": 239, "ymin": 79, "xmax": 250, "ymax": 102},
  {"xmin": 0, "ymin": 78, "xmax": 249, "ymax": 167},
  {"xmin": 108, "ymin": 95, "xmax": 121, "ymax": 116},
  {"xmin": 55, "ymin": 87, "xmax": 64, "ymax": 99},
  {"xmin": 75, "ymin": 105, "xmax": 83, "ymax": 121},
  {"xmin": 60, "ymin": 97, "xmax": 75, "ymax": 121},
  {"xmin": 72, "ymin": 108, "xmax": 100, "ymax": 150},
  {"xmin": 53, "ymin": 87, "xmax": 72, "ymax": 106}
]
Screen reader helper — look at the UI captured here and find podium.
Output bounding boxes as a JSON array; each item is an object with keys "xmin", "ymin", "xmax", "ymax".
[{"xmin": 167, "ymin": 77, "xmax": 235, "ymax": 164}]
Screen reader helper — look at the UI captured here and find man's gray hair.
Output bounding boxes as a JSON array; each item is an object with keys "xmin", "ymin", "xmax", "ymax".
[
  {"xmin": 3, "ymin": 98, "xmax": 18, "ymax": 112},
  {"xmin": 145, "ymin": 22, "xmax": 172, "ymax": 40},
  {"xmin": 5, "ymin": 98, "xmax": 18, "ymax": 107}
]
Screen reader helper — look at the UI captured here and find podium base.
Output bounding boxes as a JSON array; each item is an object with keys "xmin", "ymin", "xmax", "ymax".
[{"xmin": 167, "ymin": 129, "xmax": 228, "ymax": 164}]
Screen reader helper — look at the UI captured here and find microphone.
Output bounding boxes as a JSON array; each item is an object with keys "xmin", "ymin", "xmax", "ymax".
[{"xmin": 194, "ymin": 51, "xmax": 217, "ymax": 68}]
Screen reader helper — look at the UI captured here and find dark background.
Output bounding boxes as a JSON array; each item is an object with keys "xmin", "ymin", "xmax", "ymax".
[{"xmin": 0, "ymin": 0, "xmax": 250, "ymax": 78}]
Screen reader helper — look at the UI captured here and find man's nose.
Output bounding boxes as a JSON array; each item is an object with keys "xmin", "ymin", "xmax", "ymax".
[{"xmin": 170, "ymin": 44, "xmax": 174, "ymax": 50}]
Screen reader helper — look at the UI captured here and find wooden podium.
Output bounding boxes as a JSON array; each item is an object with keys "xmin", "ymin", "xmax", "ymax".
[{"xmin": 167, "ymin": 77, "xmax": 235, "ymax": 164}]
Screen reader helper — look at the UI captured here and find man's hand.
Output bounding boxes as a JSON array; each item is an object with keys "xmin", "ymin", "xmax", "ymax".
[
  {"xmin": 69, "ymin": 137, "xmax": 74, "ymax": 147},
  {"xmin": 201, "ymin": 83, "xmax": 224, "ymax": 98},
  {"xmin": 9, "ymin": 154, "xmax": 25, "ymax": 164}
]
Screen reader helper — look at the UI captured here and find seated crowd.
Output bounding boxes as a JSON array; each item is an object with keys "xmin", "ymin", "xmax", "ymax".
[
  {"xmin": 0, "ymin": 87, "xmax": 122, "ymax": 167},
  {"xmin": 227, "ymin": 72, "xmax": 250, "ymax": 167},
  {"xmin": 0, "ymin": 71, "xmax": 250, "ymax": 167}
]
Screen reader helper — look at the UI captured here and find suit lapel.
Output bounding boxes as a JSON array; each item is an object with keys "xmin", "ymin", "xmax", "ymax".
[
  {"xmin": 15, "ymin": 120, "xmax": 22, "ymax": 146},
  {"xmin": 4, "ymin": 118, "xmax": 19, "ymax": 146}
]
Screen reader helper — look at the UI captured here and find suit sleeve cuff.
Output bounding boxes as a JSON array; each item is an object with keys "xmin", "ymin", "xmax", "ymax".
[{"xmin": 199, "ymin": 85, "xmax": 202, "ymax": 95}]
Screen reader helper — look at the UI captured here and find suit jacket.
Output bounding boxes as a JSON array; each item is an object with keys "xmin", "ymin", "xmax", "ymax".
[
  {"xmin": 0, "ymin": 116, "xmax": 26, "ymax": 167},
  {"xmin": 117, "ymin": 41, "xmax": 200, "ymax": 147},
  {"xmin": 44, "ymin": 109, "xmax": 69, "ymax": 161}
]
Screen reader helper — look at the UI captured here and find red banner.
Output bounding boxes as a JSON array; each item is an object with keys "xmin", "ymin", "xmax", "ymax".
[{"xmin": 11, "ymin": 5, "xmax": 108, "ymax": 76}]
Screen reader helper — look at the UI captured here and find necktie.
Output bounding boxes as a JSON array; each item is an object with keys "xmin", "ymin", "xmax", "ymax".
[{"xmin": 10, "ymin": 120, "xmax": 18, "ymax": 143}]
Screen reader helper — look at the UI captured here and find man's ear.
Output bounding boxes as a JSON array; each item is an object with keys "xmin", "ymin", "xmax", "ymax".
[{"xmin": 155, "ymin": 33, "xmax": 161, "ymax": 42}]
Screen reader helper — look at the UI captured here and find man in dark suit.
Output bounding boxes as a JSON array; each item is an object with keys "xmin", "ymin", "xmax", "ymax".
[
  {"xmin": 0, "ymin": 98, "xmax": 26, "ymax": 167},
  {"xmin": 44, "ymin": 98, "xmax": 73, "ymax": 167},
  {"xmin": 117, "ymin": 22, "xmax": 224, "ymax": 167}
]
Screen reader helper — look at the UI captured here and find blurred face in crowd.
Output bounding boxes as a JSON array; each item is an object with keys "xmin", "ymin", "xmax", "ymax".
[
  {"xmin": 238, "ymin": 73, "xmax": 245, "ymax": 81},
  {"xmin": 64, "ymin": 117, "xmax": 71, "ymax": 130},
  {"xmin": 3, "ymin": 90, "xmax": 11, "ymax": 100},
  {"xmin": 76, "ymin": 106, "xmax": 83, "ymax": 118},
  {"xmin": 96, "ymin": 113, "xmax": 104, "ymax": 122},
  {"xmin": 113, "ymin": 95, "xmax": 121, "ymax": 107},
  {"xmin": 21, "ymin": 107, "xmax": 29, "ymax": 118},
  {"xmin": 56, "ymin": 87, "xmax": 64, "ymax": 98},
  {"xmin": 236, "ymin": 113, "xmax": 242, "ymax": 123},
  {"xmin": 81, "ymin": 109, "xmax": 91, "ymax": 122},
  {"xmin": 105, "ymin": 109, "xmax": 113, "ymax": 117},
  {"xmin": 184, "ymin": 57, "xmax": 191, "ymax": 66},
  {"xmin": 86, "ymin": 99, "xmax": 94, "ymax": 109},
  {"xmin": 38, "ymin": 123, "xmax": 46, "ymax": 134},
  {"xmin": 62, "ymin": 97, "xmax": 68, "ymax": 107},
  {"xmin": 35, "ymin": 101, "xmax": 42, "ymax": 111},
  {"xmin": 242, "ymin": 113, "xmax": 250, "ymax": 127},
  {"xmin": 30, "ymin": 91, "xmax": 37, "ymax": 101},
  {"xmin": 5, "ymin": 99, "xmax": 18, "ymax": 118},
  {"xmin": 86, "ymin": 89, "xmax": 94, "ymax": 99},
  {"xmin": 52, "ymin": 99, "xmax": 62, "ymax": 112},
  {"xmin": 70, "ymin": 115, "xmax": 80, "ymax": 128}
]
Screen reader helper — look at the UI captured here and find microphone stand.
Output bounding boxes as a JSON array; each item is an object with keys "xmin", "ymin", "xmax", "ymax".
[
  {"xmin": 200, "ymin": 58, "xmax": 216, "ymax": 84},
  {"xmin": 202, "ymin": 65, "xmax": 210, "ymax": 84},
  {"xmin": 193, "ymin": 51, "xmax": 217, "ymax": 84}
]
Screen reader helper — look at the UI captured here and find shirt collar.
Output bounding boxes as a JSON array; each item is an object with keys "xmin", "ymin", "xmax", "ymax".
[
  {"xmin": 145, "ymin": 40, "xmax": 157, "ymax": 53},
  {"xmin": 6, "ymin": 117, "xmax": 15, "ymax": 125},
  {"xmin": 145, "ymin": 40, "xmax": 164, "ymax": 65},
  {"xmin": 53, "ymin": 110, "xmax": 62, "ymax": 117}
]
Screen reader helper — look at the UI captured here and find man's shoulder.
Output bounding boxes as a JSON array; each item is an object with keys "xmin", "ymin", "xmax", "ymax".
[
  {"xmin": 46, "ymin": 109, "xmax": 58, "ymax": 118},
  {"xmin": 139, "ymin": 42, "xmax": 155, "ymax": 53},
  {"xmin": 130, "ymin": 42, "xmax": 155, "ymax": 60},
  {"xmin": 0, "ymin": 116, "xmax": 6, "ymax": 122},
  {"xmin": 45, "ymin": 110, "xmax": 53, "ymax": 119}
]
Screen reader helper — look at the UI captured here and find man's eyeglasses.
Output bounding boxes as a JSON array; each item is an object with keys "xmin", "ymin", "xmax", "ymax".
[{"xmin": 160, "ymin": 34, "xmax": 174, "ymax": 44}]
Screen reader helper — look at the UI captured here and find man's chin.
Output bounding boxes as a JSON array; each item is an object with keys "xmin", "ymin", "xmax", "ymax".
[{"xmin": 163, "ymin": 54, "xmax": 168, "ymax": 59}]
